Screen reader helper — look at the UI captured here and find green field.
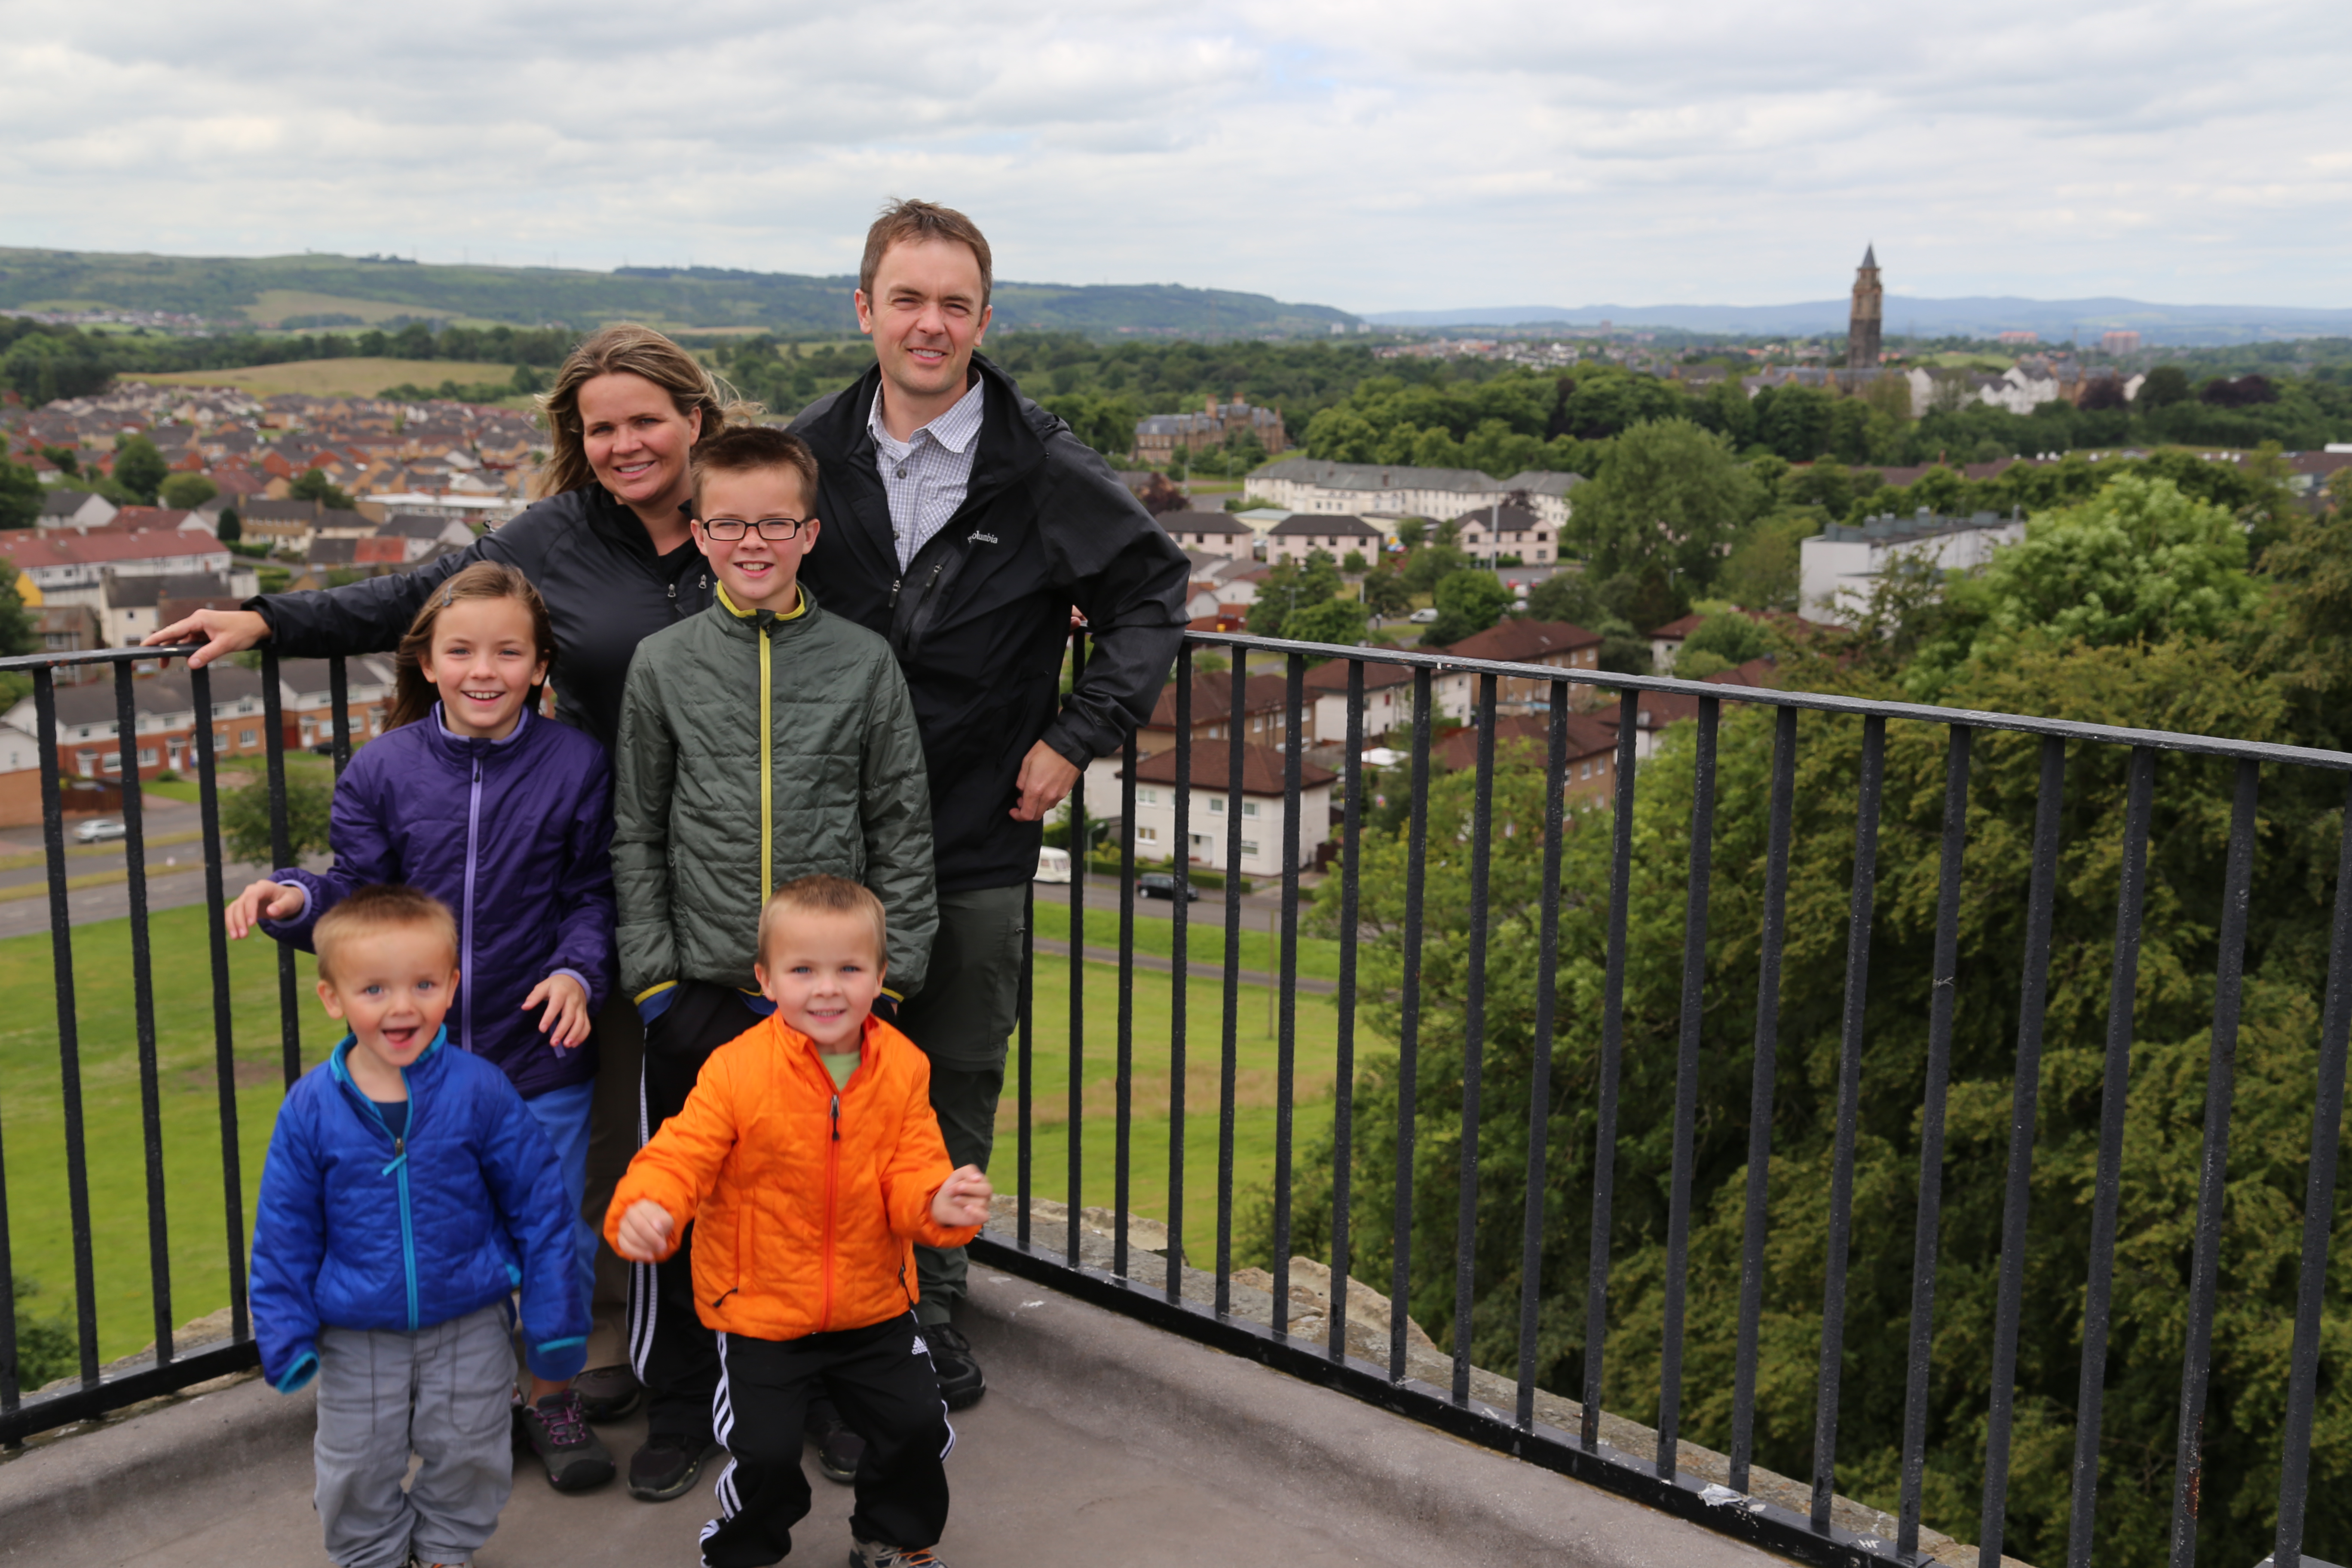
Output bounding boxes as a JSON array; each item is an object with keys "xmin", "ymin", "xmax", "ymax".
[{"xmin": 1, "ymin": 906, "xmax": 1347, "ymax": 1365}]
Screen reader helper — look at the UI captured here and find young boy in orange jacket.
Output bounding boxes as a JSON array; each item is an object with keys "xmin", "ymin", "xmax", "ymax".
[{"xmin": 608, "ymin": 875, "xmax": 992, "ymax": 1568}]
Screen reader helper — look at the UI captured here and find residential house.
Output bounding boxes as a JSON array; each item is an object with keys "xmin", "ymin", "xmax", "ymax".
[
  {"xmin": 1605, "ymin": 656, "xmax": 1784, "ymax": 760},
  {"xmin": 1427, "ymin": 619, "xmax": 1604, "ymax": 720},
  {"xmin": 1131, "ymin": 395, "xmax": 1289, "ymax": 464},
  {"xmin": 30, "ymin": 604, "xmax": 105, "ymax": 684},
  {"xmin": 1126, "ymin": 741, "xmax": 1335, "ymax": 877},
  {"xmin": 1450, "ymin": 502, "xmax": 1556, "ymax": 565},
  {"xmin": 1800, "ymin": 510, "xmax": 2025, "ymax": 624},
  {"xmin": 1432, "ymin": 710, "xmax": 1623, "ymax": 807},
  {"xmin": 106, "ymin": 506, "xmax": 215, "ymax": 538},
  {"xmin": 1155, "ymin": 511, "xmax": 1258, "ymax": 561},
  {"xmin": 0, "ymin": 719, "xmax": 48, "ymax": 827},
  {"xmin": 378, "ymin": 512, "xmax": 478, "ymax": 556},
  {"xmin": 97, "ymin": 569, "xmax": 251, "ymax": 646},
  {"xmin": 277, "ymin": 656, "xmax": 396, "ymax": 750},
  {"xmin": 1246, "ymin": 459, "xmax": 1583, "ymax": 532},
  {"xmin": 36, "ymin": 490, "xmax": 118, "ymax": 532},
  {"xmin": 1266, "ymin": 514, "xmax": 1384, "ymax": 565},
  {"xmin": 1302, "ymin": 658, "xmax": 1416, "ymax": 747},
  {"xmin": 3, "ymin": 664, "xmax": 280, "ymax": 783},
  {"xmin": 241, "ymin": 498, "xmax": 325, "ymax": 553},
  {"xmin": 0, "ymin": 529, "xmax": 239, "ymax": 606}
]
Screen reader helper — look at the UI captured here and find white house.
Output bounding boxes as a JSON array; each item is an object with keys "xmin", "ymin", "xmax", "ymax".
[
  {"xmin": 1450, "ymin": 502, "xmax": 1557, "ymax": 565},
  {"xmin": 1126, "ymin": 741, "xmax": 1336, "ymax": 878},
  {"xmin": 0, "ymin": 529, "xmax": 238, "ymax": 604},
  {"xmin": 36, "ymin": 490, "xmax": 119, "ymax": 532},
  {"xmin": 1155, "ymin": 511, "xmax": 1258, "ymax": 562},
  {"xmin": 1800, "ymin": 511, "xmax": 2026, "ymax": 624},
  {"xmin": 1265, "ymin": 513, "xmax": 1384, "ymax": 565},
  {"xmin": 1246, "ymin": 459, "xmax": 1582, "ymax": 531},
  {"xmin": 1302, "ymin": 658, "xmax": 1415, "ymax": 745}
]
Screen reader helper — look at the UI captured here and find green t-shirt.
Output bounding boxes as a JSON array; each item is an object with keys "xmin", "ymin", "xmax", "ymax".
[{"xmin": 821, "ymin": 1051, "xmax": 859, "ymax": 1089}]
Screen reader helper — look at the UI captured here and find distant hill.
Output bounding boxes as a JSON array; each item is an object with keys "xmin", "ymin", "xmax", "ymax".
[
  {"xmin": 0, "ymin": 247, "xmax": 1359, "ymax": 337},
  {"xmin": 1363, "ymin": 297, "xmax": 2352, "ymax": 345}
]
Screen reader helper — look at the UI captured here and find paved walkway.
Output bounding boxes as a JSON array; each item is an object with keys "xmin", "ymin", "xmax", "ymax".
[{"xmin": 0, "ymin": 1271, "xmax": 1781, "ymax": 1568}]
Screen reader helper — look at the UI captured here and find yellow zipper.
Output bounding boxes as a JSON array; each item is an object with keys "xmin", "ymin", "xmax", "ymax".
[{"xmin": 760, "ymin": 622, "xmax": 772, "ymax": 904}]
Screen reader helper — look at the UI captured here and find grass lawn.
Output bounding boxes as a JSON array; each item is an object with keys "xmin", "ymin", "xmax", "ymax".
[
  {"xmin": 1029, "ymin": 895, "xmax": 1344, "ymax": 983},
  {"xmin": 2, "ymin": 909, "xmax": 1358, "ymax": 1363},
  {"xmin": 137, "ymin": 358, "xmax": 523, "ymax": 399},
  {"xmin": 0, "ymin": 905, "xmax": 344, "ymax": 1363}
]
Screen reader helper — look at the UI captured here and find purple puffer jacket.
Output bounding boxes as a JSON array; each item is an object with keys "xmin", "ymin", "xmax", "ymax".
[{"xmin": 263, "ymin": 706, "xmax": 616, "ymax": 1099}]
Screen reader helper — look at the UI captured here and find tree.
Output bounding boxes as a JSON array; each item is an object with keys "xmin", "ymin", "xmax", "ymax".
[
  {"xmin": 1281, "ymin": 596, "xmax": 1370, "ymax": 653},
  {"xmin": 11, "ymin": 1276, "xmax": 75, "ymax": 1392},
  {"xmin": 1362, "ymin": 568, "xmax": 1412, "ymax": 621},
  {"xmin": 1716, "ymin": 514, "xmax": 1812, "ymax": 612},
  {"xmin": 1395, "ymin": 518, "xmax": 1427, "ymax": 548},
  {"xmin": 1400, "ymin": 544, "xmax": 1468, "ymax": 596},
  {"xmin": 288, "ymin": 469, "xmax": 355, "ymax": 510},
  {"xmin": 1905, "ymin": 473, "xmax": 2263, "ymax": 700},
  {"xmin": 2137, "ymin": 365, "xmax": 2191, "ymax": 409},
  {"xmin": 159, "ymin": 472, "xmax": 218, "ymax": 510},
  {"xmin": 1421, "ymin": 569, "xmax": 1512, "ymax": 645},
  {"xmin": 1, "ymin": 331, "xmax": 110, "ymax": 404},
  {"xmin": 112, "ymin": 435, "xmax": 168, "ymax": 504},
  {"xmin": 1673, "ymin": 611, "xmax": 1769, "ymax": 673},
  {"xmin": 216, "ymin": 506, "xmax": 242, "ymax": 544},
  {"xmin": 1565, "ymin": 418, "xmax": 1749, "ymax": 592},
  {"xmin": 1246, "ymin": 550, "xmax": 1342, "ymax": 637},
  {"xmin": 1340, "ymin": 549, "xmax": 1369, "ymax": 575},
  {"xmin": 0, "ymin": 457, "xmax": 41, "ymax": 530},
  {"xmin": 39, "ymin": 444, "xmax": 78, "ymax": 477},
  {"xmin": 222, "ymin": 774, "xmax": 333, "ymax": 864},
  {"xmin": 0, "ymin": 559, "xmax": 36, "ymax": 656}
]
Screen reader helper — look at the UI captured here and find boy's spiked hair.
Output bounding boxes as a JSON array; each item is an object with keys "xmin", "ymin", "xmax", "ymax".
[
  {"xmin": 690, "ymin": 425, "xmax": 821, "ymax": 515},
  {"xmin": 757, "ymin": 874, "xmax": 888, "ymax": 973},
  {"xmin": 314, "ymin": 884, "xmax": 459, "ymax": 985}
]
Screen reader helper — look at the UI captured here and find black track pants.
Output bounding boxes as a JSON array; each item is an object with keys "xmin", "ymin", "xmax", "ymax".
[{"xmin": 700, "ymin": 1316, "xmax": 954, "ymax": 1567}]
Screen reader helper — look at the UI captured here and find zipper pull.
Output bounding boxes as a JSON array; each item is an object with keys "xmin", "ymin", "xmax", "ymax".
[
  {"xmin": 830, "ymin": 1094, "xmax": 840, "ymax": 1141},
  {"xmin": 394, "ymin": 1136, "xmax": 404, "ymax": 1157},
  {"xmin": 888, "ymin": 576, "xmax": 902, "ymax": 608},
  {"xmin": 668, "ymin": 580, "xmax": 678, "ymax": 600}
]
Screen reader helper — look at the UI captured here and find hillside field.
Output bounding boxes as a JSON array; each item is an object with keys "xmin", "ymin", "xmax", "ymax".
[{"xmin": 134, "ymin": 357, "xmax": 524, "ymax": 398}]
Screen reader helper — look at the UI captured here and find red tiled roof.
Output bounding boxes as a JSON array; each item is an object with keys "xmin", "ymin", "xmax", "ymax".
[
  {"xmin": 1146, "ymin": 673, "xmax": 1291, "ymax": 729},
  {"xmin": 1130, "ymin": 740, "xmax": 1336, "ymax": 793},
  {"xmin": 1433, "ymin": 711, "xmax": 1619, "ymax": 772},
  {"xmin": 1302, "ymin": 656, "xmax": 1415, "ymax": 692},
  {"xmin": 0, "ymin": 530, "xmax": 227, "ymax": 570},
  {"xmin": 1436, "ymin": 619, "xmax": 1599, "ymax": 663}
]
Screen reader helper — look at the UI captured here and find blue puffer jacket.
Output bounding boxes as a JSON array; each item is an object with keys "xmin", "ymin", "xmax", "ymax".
[
  {"xmin": 262, "ymin": 706, "xmax": 615, "ymax": 1100},
  {"xmin": 250, "ymin": 1030, "xmax": 589, "ymax": 1392}
]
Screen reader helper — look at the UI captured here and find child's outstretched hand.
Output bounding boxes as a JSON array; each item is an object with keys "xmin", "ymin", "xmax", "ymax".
[
  {"xmin": 615, "ymin": 1199, "xmax": 676, "ymax": 1262},
  {"xmin": 931, "ymin": 1165, "xmax": 993, "ymax": 1229},
  {"xmin": 523, "ymin": 972, "xmax": 591, "ymax": 1049},
  {"xmin": 225, "ymin": 878, "xmax": 303, "ymax": 939}
]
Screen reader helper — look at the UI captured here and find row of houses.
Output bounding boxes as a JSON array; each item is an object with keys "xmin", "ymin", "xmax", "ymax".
[{"xmin": 1244, "ymin": 458, "xmax": 1582, "ymax": 532}]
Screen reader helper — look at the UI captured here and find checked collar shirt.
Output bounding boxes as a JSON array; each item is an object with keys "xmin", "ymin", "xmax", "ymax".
[{"xmin": 867, "ymin": 374, "xmax": 986, "ymax": 571}]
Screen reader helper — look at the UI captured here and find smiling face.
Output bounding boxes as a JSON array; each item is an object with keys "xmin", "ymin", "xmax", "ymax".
[
  {"xmin": 577, "ymin": 371, "xmax": 703, "ymax": 517},
  {"xmin": 317, "ymin": 922, "xmax": 459, "ymax": 1099},
  {"xmin": 692, "ymin": 465, "xmax": 820, "ymax": 614},
  {"xmin": 755, "ymin": 907, "xmax": 885, "ymax": 1051},
  {"xmin": 418, "ymin": 595, "xmax": 548, "ymax": 740},
  {"xmin": 854, "ymin": 236, "xmax": 992, "ymax": 434}
]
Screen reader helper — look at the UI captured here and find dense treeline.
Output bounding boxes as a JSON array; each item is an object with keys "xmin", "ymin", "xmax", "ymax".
[
  {"xmin": 0, "ymin": 317, "xmax": 579, "ymax": 404},
  {"xmin": 1248, "ymin": 473, "xmax": 2352, "ymax": 1568}
]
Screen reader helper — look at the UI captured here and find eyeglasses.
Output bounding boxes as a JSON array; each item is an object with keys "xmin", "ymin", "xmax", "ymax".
[{"xmin": 698, "ymin": 516, "xmax": 808, "ymax": 541}]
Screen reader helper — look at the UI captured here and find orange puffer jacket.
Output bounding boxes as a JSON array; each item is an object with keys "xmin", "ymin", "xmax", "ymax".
[{"xmin": 604, "ymin": 1012, "xmax": 980, "ymax": 1340}]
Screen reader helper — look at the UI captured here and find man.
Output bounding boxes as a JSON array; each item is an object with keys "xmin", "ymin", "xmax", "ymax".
[{"xmin": 790, "ymin": 200, "xmax": 1188, "ymax": 1430}]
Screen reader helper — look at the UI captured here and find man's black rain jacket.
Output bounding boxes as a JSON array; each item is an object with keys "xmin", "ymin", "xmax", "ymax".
[{"xmin": 792, "ymin": 354, "xmax": 1189, "ymax": 894}]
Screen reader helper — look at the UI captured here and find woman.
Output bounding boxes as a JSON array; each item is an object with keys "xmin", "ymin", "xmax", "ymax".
[
  {"xmin": 146, "ymin": 322, "xmax": 748, "ymax": 1497},
  {"xmin": 151, "ymin": 323, "xmax": 745, "ymax": 753}
]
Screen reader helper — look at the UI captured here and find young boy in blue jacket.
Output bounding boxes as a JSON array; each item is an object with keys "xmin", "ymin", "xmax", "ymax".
[{"xmin": 251, "ymin": 885, "xmax": 589, "ymax": 1568}]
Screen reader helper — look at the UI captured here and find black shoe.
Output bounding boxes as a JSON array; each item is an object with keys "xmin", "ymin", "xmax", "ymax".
[
  {"xmin": 811, "ymin": 1416, "xmax": 865, "ymax": 1484},
  {"xmin": 850, "ymin": 1539, "xmax": 946, "ymax": 1567},
  {"xmin": 575, "ymin": 1363, "xmax": 643, "ymax": 1423},
  {"xmin": 515, "ymin": 1389, "xmax": 616, "ymax": 1492},
  {"xmin": 923, "ymin": 1323, "xmax": 985, "ymax": 1410},
  {"xmin": 628, "ymin": 1432, "xmax": 722, "ymax": 1502}
]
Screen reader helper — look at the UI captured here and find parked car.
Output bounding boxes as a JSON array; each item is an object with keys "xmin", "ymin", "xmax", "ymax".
[
  {"xmin": 74, "ymin": 818, "xmax": 126, "ymax": 844},
  {"xmin": 1137, "ymin": 872, "xmax": 1199, "ymax": 902},
  {"xmin": 1035, "ymin": 846, "xmax": 1072, "ymax": 885},
  {"xmin": 1407, "ymin": 606, "xmax": 1440, "ymax": 623}
]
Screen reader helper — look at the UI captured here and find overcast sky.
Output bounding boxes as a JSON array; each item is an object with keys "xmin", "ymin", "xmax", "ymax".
[{"xmin": 3, "ymin": 0, "xmax": 2347, "ymax": 312}]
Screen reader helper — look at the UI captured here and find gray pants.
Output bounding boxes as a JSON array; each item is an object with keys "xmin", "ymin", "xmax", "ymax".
[
  {"xmin": 897, "ymin": 885, "xmax": 1026, "ymax": 1325},
  {"xmin": 314, "ymin": 1302, "xmax": 515, "ymax": 1568}
]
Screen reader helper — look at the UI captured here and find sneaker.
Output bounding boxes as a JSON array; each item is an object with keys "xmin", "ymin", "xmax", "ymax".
[
  {"xmin": 516, "ymin": 1389, "xmax": 616, "ymax": 1491},
  {"xmin": 812, "ymin": 1415, "xmax": 865, "ymax": 1484},
  {"xmin": 849, "ymin": 1539, "xmax": 946, "ymax": 1568},
  {"xmin": 628, "ymin": 1431, "xmax": 723, "ymax": 1502},
  {"xmin": 575, "ymin": 1363, "xmax": 643, "ymax": 1422},
  {"xmin": 924, "ymin": 1323, "xmax": 985, "ymax": 1410}
]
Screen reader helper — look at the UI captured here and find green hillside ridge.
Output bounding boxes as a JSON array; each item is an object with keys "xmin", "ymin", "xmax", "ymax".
[{"xmin": 0, "ymin": 247, "xmax": 1359, "ymax": 337}]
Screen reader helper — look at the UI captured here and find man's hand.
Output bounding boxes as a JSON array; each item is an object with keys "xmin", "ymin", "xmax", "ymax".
[
  {"xmin": 524, "ymin": 972, "xmax": 592, "ymax": 1049},
  {"xmin": 931, "ymin": 1165, "xmax": 993, "ymax": 1228},
  {"xmin": 1009, "ymin": 741, "xmax": 1081, "ymax": 822},
  {"xmin": 225, "ymin": 879, "xmax": 304, "ymax": 939},
  {"xmin": 614, "ymin": 1199, "xmax": 676, "ymax": 1262},
  {"xmin": 144, "ymin": 608, "xmax": 270, "ymax": 670}
]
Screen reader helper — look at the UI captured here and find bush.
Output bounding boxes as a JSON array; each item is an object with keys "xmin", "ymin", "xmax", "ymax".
[
  {"xmin": 11, "ymin": 1276, "xmax": 77, "ymax": 1391},
  {"xmin": 221, "ymin": 772, "xmax": 333, "ymax": 865}
]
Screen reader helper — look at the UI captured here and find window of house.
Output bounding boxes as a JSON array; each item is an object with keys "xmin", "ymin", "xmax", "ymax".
[
  {"xmin": 1241, "ymin": 800, "xmax": 1260, "ymax": 818},
  {"xmin": 137, "ymin": 747, "xmax": 156, "ymax": 768},
  {"xmin": 240, "ymin": 728, "xmax": 258, "ymax": 747},
  {"xmin": 1241, "ymin": 840, "xmax": 1260, "ymax": 858},
  {"xmin": 1136, "ymin": 825, "xmax": 1158, "ymax": 844},
  {"xmin": 1137, "ymin": 787, "xmax": 1160, "ymax": 806},
  {"xmin": 1208, "ymin": 796, "xmax": 1225, "ymax": 814},
  {"xmin": 78, "ymin": 753, "xmax": 97, "ymax": 777},
  {"xmin": 102, "ymin": 753, "xmax": 122, "ymax": 774}
]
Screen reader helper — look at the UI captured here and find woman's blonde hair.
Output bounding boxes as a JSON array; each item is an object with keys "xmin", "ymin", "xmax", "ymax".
[
  {"xmin": 534, "ymin": 322, "xmax": 756, "ymax": 499},
  {"xmin": 386, "ymin": 562, "xmax": 557, "ymax": 731}
]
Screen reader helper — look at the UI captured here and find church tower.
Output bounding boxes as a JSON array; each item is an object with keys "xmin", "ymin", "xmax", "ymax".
[{"xmin": 1847, "ymin": 245, "xmax": 1883, "ymax": 370}]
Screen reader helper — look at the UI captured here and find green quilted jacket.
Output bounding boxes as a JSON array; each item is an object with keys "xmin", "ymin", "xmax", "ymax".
[{"xmin": 611, "ymin": 584, "xmax": 937, "ymax": 1000}]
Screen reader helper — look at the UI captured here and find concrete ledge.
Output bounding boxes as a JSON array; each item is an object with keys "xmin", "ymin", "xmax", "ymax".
[{"xmin": 958, "ymin": 1268, "xmax": 1784, "ymax": 1568}]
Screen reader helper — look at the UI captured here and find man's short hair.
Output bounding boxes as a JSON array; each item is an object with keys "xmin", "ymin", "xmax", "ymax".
[
  {"xmin": 860, "ymin": 199, "xmax": 993, "ymax": 311},
  {"xmin": 690, "ymin": 425, "xmax": 821, "ymax": 514},
  {"xmin": 758, "ymin": 875, "xmax": 888, "ymax": 972},
  {"xmin": 314, "ymin": 885, "xmax": 459, "ymax": 985}
]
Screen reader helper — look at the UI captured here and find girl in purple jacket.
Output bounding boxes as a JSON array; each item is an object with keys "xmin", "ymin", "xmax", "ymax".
[{"xmin": 228, "ymin": 561, "xmax": 619, "ymax": 1488}]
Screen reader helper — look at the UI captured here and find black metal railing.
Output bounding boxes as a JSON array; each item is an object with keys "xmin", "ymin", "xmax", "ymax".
[
  {"xmin": 0, "ymin": 643, "xmax": 352, "ymax": 1444},
  {"xmin": 971, "ymin": 627, "xmax": 2352, "ymax": 1568},
  {"xmin": 5, "ymin": 628, "xmax": 2351, "ymax": 1568}
]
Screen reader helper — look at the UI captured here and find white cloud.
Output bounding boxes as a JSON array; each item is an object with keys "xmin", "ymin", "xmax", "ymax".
[{"xmin": 0, "ymin": 0, "xmax": 2345, "ymax": 311}]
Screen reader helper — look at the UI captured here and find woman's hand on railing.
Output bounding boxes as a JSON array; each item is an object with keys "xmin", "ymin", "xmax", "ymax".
[
  {"xmin": 144, "ymin": 608, "xmax": 271, "ymax": 669},
  {"xmin": 225, "ymin": 879, "xmax": 303, "ymax": 938}
]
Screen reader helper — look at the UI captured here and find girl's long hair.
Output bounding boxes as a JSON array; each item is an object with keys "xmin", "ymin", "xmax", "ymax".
[
  {"xmin": 534, "ymin": 322, "xmax": 755, "ymax": 499},
  {"xmin": 386, "ymin": 562, "xmax": 557, "ymax": 731}
]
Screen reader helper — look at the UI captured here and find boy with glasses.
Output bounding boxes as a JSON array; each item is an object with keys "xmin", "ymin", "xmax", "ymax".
[{"xmin": 609, "ymin": 424, "xmax": 938, "ymax": 1504}]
